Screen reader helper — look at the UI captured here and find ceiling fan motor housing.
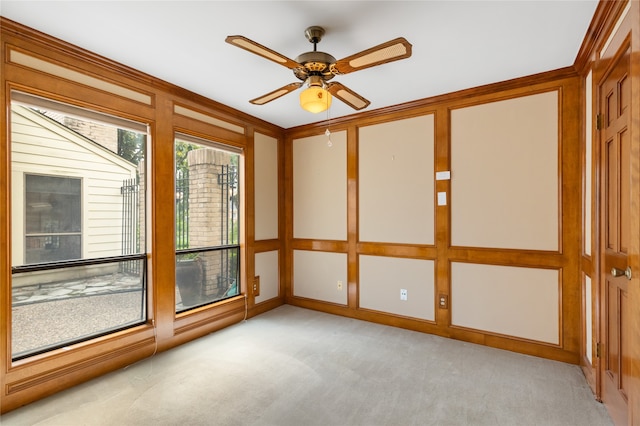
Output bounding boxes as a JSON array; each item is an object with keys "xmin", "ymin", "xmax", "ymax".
[
  {"xmin": 293, "ymin": 51, "xmax": 337, "ymax": 82},
  {"xmin": 293, "ymin": 26, "xmax": 338, "ymax": 83}
]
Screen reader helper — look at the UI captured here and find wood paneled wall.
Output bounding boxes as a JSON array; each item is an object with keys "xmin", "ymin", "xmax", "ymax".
[
  {"xmin": 573, "ymin": 1, "xmax": 640, "ymax": 424},
  {"xmin": 3, "ymin": 0, "xmax": 637, "ymax": 417},
  {"xmin": 0, "ymin": 18, "xmax": 285, "ymax": 414},
  {"xmin": 285, "ymin": 72, "xmax": 583, "ymax": 364}
]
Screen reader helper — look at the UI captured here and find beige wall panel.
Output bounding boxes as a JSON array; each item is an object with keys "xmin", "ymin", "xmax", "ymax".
[
  {"xmin": 293, "ymin": 250, "xmax": 347, "ymax": 305},
  {"xmin": 585, "ymin": 274, "xmax": 593, "ymax": 364},
  {"xmin": 451, "ymin": 262, "xmax": 560, "ymax": 344},
  {"xmin": 451, "ymin": 91, "xmax": 559, "ymax": 250},
  {"xmin": 359, "ymin": 115, "xmax": 435, "ymax": 245},
  {"xmin": 254, "ymin": 133, "xmax": 279, "ymax": 241},
  {"xmin": 174, "ymin": 105, "xmax": 244, "ymax": 134},
  {"xmin": 359, "ymin": 255, "xmax": 435, "ymax": 321},
  {"xmin": 255, "ymin": 250, "xmax": 279, "ymax": 303},
  {"xmin": 293, "ymin": 132, "xmax": 347, "ymax": 241}
]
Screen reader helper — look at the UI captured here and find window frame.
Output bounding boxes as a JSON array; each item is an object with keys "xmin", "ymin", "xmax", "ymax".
[
  {"xmin": 174, "ymin": 132, "xmax": 242, "ymax": 313},
  {"xmin": 9, "ymin": 90, "xmax": 151, "ymax": 361}
]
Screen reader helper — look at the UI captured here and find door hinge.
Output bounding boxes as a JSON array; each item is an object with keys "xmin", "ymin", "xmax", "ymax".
[
  {"xmin": 596, "ymin": 113, "xmax": 603, "ymax": 130},
  {"xmin": 596, "ymin": 342, "xmax": 601, "ymax": 358}
]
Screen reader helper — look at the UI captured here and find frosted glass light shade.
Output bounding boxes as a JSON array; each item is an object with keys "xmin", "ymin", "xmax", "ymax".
[{"xmin": 300, "ymin": 87, "xmax": 332, "ymax": 113}]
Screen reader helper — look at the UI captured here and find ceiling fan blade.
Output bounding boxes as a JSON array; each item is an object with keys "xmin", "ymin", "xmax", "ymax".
[
  {"xmin": 326, "ymin": 82, "xmax": 371, "ymax": 110},
  {"xmin": 226, "ymin": 35, "xmax": 302, "ymax": 70},
  {"xmin": 249, "ymin": 82, "xmax": 303, "ymax": 105},
  {"xmin": 331, "ymin": 37, "xmax": 412, "ymax": 75}
]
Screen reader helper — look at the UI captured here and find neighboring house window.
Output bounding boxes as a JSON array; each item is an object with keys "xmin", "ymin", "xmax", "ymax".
[
  {"xmin": 25, "ymin": 174, "xmax": 82, "ymax": 264},
  {"xmin": 10, "ymin": 91, "xmax": 148, "ymax": 361},
  {"xmin": 175, "ymin": 133, "xmax": 241, "ymax": 312}
]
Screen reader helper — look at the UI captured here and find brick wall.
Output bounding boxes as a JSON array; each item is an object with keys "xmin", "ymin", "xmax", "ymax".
[
  {"xmin": 62, "ymin": 117, "xmax": 118, "ymax": 153},
  {"xmin": 187, "ymin": 148, "xmax": 232, "ymax": 298}
]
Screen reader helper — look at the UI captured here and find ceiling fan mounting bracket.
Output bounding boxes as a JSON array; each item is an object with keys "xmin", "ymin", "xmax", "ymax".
[{"xmin": 304, "ymin": 26, "xmax": 325, "ymax": 45}]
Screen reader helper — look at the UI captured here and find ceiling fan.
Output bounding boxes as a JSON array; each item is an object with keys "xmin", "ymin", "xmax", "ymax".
[{"xmin": 225, "ymin": 26, "xmax": 412, "ymax": 113}]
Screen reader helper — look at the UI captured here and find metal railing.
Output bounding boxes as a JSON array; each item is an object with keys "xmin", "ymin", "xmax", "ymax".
[{"xmin": 121, "ymin": 178, "xmax": 140, "ymax": 274}]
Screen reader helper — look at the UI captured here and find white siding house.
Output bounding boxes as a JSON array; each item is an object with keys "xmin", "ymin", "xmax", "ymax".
[{"xmin": 10, "ymin": 104, "xmax": 138, "ymax": 282}]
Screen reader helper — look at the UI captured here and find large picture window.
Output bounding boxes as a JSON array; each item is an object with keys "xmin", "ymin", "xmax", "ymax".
[
  {"xmin": 175, "ymin": 134, "xmax": 241, "ymax": 312},
  {"xmin": 10, "ymin": 91, "xmax": 148, "ymax": 360}
]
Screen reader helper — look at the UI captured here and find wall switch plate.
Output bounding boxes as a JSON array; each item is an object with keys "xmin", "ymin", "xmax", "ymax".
[
  {"xmin": 253, "ymin": 276, "xmax": 260, "ymax": 297},
  {"xmin": 337, "ymin": 280, "xmax": 343, "ymax": 290},
  {"xmin": 400, "ymin": 289, "xmax": 408, "ymax": 301},
  {"xmin": 435, "ymin": 171, "xmax": 451, "ymax": 181}
]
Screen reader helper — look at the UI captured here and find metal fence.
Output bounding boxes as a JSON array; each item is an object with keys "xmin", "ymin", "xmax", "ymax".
[
  {"xmin": 218, "ymin": 165, "xmax": 238, "ymax": 295},
  {"xmin": 120, "ymin": 178, "xmax": 140, "ymax": 274},
  {"xmin": 176, "ymin": 177, "xmax": 189, "ymax": 250},
  {"xmin": 218, "ymin": 165, "xmax": 238, "ymax": 245}
]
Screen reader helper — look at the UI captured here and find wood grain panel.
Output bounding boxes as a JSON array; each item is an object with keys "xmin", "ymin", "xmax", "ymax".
[
  {"xmin": 627, "ymin": 1, "xmax": 640, "ymax": 421},
  {"xmin": 356, "ymin": 242, "xmax": 437, "ymax": 259},
  {"xmin": 1, "ymin": 18, "xmax": 283, "ymax": 414},
  {"xmin": 347, "ymin": 125, "xmax": 359, "ymax": 310},
  {"xmin": 8, "ymin": 48, "xmax": 153, "ymax": 105},
  {"xmin": 285, "ymin": 75, "xmax": 582, "ymax": 367},
  {"xmin": 586, "ymin": 2, "xmax": 640, "ymax": 423}
]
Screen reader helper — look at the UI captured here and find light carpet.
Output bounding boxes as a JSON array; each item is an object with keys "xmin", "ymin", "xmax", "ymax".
[{"xmin": 1, "ymin": 305, "xmax": 613, "ymax": 426}]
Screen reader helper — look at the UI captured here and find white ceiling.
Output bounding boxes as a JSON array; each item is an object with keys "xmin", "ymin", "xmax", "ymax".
[{"xmin": 1, "ymin": 1, "xmax": 599, "ymax": 129}]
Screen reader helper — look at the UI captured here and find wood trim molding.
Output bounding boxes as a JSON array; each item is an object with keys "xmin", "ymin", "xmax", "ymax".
[
  {"xmin": 284, "ymin": 72, "xmax": 583, "ymax": 365},
  {"xmin": 2, "ymin": 327, "xmax": 156, "ymax": 413},
  {"xmin": 573, "ymin": 0, "xmax": 622, "ymax": 74},
  {"xmin": 286, "ymin": 67, "xmax": 578, "ymax": 136},
  {"xmin": 7, "ymin": 337, "xmax": 155, "ymax": 395},
  {"xmin": 1, "ymin": 18, "xmax": 284, "ymax": 414},
  {"xmin": 0, "ymin": 17, "xmax": 284, "ymax": 134},
  {"xmin": 174, "ymin": 297, "xmax": 246, "ymax": 337}
]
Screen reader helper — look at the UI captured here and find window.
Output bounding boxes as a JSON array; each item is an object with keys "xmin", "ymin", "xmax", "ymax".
[
  {"xmin": 175, "ymin": 134, "xmax": 241, "ymax": 312},
  {"xmin": 10, "ymin": 91, "xmax": 148, "ymax": 360},
  {"xmin": 25, "ymin": 174, "xmax": 82, "ymax": 264}
]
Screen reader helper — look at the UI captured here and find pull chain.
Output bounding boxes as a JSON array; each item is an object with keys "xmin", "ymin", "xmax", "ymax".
[{"xmin": 325, "ymin": 90, "xmax": 332, "ymax": 147}]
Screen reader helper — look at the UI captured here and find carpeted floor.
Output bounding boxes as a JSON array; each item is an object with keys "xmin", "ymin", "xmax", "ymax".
[{"xmin": 1, "ymin": 305, "xmax": 613, "ymax": 426}]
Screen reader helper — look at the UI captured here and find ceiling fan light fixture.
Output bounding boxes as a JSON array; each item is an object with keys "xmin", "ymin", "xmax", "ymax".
[
  {"xmin": 300, "ymin": 85, "xmax": 332, "ymax": 113},
  {"xmin": 227, "ymin": 27, "xmax": 411, "ymax": 113}
]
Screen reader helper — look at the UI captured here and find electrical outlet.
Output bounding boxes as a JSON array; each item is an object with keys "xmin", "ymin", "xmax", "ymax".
[
  {"xmin": 337, "ymin": 280, "xmax": 343, "ymax": 290},
  {"xmin": 439, "ymin": 294, "xmax": 448, "ymax": 309},
  {"xmin": 400, "ymin": 288, "xmax": 408, "ymax": 301},
  {"xmin": 253, "ymin": 276, "xmax": 260, "ymax": 297}
]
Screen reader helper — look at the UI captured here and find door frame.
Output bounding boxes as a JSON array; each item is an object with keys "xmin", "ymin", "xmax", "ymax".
[
  {"xmin": 597, "ymin": 37, "xmax": 632, "ymax": 426},
  {"xmin": 590, "ymin": 1, "xmax": 640, "ymax": 424}
]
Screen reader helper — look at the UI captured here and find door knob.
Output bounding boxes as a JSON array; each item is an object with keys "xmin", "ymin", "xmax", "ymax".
[
  {"xmin": 611, "ymin": 267, "xmax": 625, "ymax": 277},
  {"xmin": 611, "ymin": 267, "xmax": 632, "ymax": 280}
]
